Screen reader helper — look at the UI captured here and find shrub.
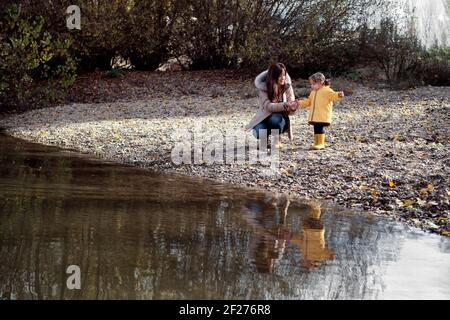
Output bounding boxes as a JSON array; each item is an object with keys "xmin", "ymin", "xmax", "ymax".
[
  {"xmin": 106, "ymin": 68, "xmax": 125, "ymax": 78},
  {"xmin": 0, "ymin": 5, "xmax": 76, "ymax": 111},
  {"xmin": 362, "ymin": 18, "xmax": 423, "ymax": 83},
  {"xmin": 120, "ymin": 1, "xmax": 175, "ymax": 71},
  {"xmin": 416, "ymin": 47, "xmax": 450, "ymax": 86}
]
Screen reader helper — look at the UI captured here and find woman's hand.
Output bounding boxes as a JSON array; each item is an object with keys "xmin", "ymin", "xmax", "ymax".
[
  {"xmin": 338, "ymin": 91, "xmax": 345, "ymax": 98},
  {"xmin": 286, "ymin": 101, "xmax": 298, "ymax": 111}
]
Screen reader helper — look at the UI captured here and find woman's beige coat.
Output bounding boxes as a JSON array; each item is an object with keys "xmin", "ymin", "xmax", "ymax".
[{"xmin": 245, "ymin": 71, "xmax": 296, "ymax": 140}]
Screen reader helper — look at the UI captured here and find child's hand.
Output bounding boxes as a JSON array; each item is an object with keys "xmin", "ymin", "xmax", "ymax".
[{"xmin": 338, "ymin": 91, "xmax": 345, "ymax": 98}]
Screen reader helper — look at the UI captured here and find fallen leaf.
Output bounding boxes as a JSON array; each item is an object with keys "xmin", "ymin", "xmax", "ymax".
[
  {"xmin": 281, "ymin": 168, "xmax": 293, "ymax": 177},
  {"xmin": 370, "ymin": 188, "xmax": 378, "ymax": 199},
  {"xmin": 402, "ymin": 199, "xmax": 416, "ymax": 208}
]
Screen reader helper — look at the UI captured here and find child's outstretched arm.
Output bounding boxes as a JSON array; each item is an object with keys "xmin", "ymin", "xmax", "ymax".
[
  {"xmin": 328, "ymin": 88, "xmax": 344, "ymax": 102},
  {"xmin": 297, "ymin": 92, "xmax": 313, "ymax": 108}
]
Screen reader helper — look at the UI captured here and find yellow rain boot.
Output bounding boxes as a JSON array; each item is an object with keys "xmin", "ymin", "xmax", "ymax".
[{"xmin": 310, "ymin": 134, "xmax": 325, "ymax": 150}]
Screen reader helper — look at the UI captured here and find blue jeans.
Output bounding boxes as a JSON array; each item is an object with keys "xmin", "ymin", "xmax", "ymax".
[{"xmin": 252, "ymin": 113, "xmax": 287, "ymax": 139}]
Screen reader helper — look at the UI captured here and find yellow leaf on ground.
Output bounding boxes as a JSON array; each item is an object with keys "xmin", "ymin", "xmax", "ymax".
[
  {"xmin": 402, "ymin": 199, "xmax": 416, "ymax": 208},
  {"xmin": 281, "ymin": 168, "xmax": 293, "ymax": 177},
  {"xmin": 370, "ymin": 188, "xmax": 378, "ymax": 199},
  {"xmin": 389, "ymin": 181, "xmax": 395, "ymax": 188},
  {"xmin": 427, "ymin": 183, "xmax": 433, "ymax": 190}
]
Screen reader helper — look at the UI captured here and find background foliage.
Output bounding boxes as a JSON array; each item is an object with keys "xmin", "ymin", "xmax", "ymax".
[{"xmin": 1, "ymin": 0, "xmax": 449, "ymax": 110}]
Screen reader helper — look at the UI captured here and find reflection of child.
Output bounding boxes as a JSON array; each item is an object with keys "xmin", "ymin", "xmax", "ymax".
[
  {"xmin": 294, "ymin": 73, "xmax": 344, "ymax": 150},
  {"xmin": 290, "ymin": 202, "xmax": 334, "ymax": 269}
]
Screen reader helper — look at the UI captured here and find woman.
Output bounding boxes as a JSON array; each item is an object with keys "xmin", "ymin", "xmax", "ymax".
[{"xmin": 245, "ymin": 63, "xmax": 297, "ymax": 140}]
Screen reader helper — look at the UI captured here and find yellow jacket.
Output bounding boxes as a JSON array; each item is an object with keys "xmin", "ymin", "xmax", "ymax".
[{"xmin": 299, "ymin": 86, "xmax": 341, "ymax": 125}]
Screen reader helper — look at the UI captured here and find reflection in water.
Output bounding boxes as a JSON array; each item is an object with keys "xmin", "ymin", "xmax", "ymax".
[
  {"xmin": 0, "ymin": 134, "xmax": 449, "ymax": 300},
  {"xmin": 244, "ymin": 196, "xmax": 334, "ymax": 272},
  {"xmin": 244, "ymin": 194, "xmax": 291, "ymax": 273},
  {"xmin": 291, "ymin": 203, "xmax": 334, "ymax": 269}
]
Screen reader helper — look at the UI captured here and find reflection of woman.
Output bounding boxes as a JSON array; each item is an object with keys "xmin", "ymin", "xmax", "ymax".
[
  {"xmin": 253, "ymin": 234, "xmax": 286, "ymax": 273},
  {"xmin": 243, "ymin": 194, "xmax": 291, "ymax": 273},
  {"xmin": 245, "ymin": 63, "xmax": 297, "ymax": 140},
  {"xmin": 290, "ymin": 202, "xmax": 334, "ymax": 269}
]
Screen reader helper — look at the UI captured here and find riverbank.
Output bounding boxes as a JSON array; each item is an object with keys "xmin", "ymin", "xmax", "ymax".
[{"xmin": 0, "ymin": 70, "xmax": 449, "ymax": 236}]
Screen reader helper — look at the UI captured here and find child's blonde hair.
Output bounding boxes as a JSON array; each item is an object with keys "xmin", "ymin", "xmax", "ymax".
[{"xmin": 309, "ymin": 72, "xmax": 330, "ymax": 86}]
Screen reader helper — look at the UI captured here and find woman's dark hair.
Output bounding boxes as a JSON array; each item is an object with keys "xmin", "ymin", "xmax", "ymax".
[{"xmin": 266, "ymin": 63, "xmax": 287, "ymax": 102}]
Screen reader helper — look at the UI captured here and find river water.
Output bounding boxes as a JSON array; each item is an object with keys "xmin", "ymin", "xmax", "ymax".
[{"xmin": 0, "ymin": 134, "xmax": 449, "ymax": 300}]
